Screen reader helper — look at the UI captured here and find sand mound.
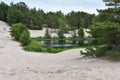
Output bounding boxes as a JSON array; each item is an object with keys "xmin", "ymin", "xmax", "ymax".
[{"xmin": 0, "ymin": 21, "xmax": 10, "ymax": 32}]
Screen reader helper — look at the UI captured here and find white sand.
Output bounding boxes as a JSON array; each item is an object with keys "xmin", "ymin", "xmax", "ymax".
[
  {"xmin": 29, "ymin": 28, "xmax": 72, "ymax": 38},
  {"xmin": 29, "ymin": 28, "xmax": 90, "ymax": 38},
  {"xmin": 0, "ymin": 21, "xmax": 120, "ymax": 80}
]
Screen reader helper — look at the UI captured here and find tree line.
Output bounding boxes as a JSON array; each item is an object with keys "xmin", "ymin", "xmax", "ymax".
[{"xmin": 0, "ymin": 1, "xmax": 95, "ymax": 30}]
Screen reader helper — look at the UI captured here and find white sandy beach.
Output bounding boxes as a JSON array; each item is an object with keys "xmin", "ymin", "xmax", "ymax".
[{"xmin": 0, "ymin": 21, "xmax": 120, "ymax": 80}]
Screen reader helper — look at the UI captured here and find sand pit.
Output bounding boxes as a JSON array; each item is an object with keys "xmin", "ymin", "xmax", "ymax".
[{"xmin": 0, "ymin": 21, "xmax": 120, "ymax": 80}]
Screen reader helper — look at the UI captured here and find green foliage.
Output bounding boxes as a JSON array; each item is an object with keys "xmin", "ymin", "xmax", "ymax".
[
  {"xmin": 72, "ymin": 29, "xmax": 77, "ymax": 44},
  {"xmin": 0, "ymin": 2, "xmax": 8, "ymax": 21},
  {"xmin": 44, "ymin": 11, "xmax": 66, "ymax": 29},
  {"xmin": 24, "ymin": 40, "xmax": 65, "ymax": 53},
  {"xmin": 20, "ymin": 30, "xmax": 31, "ymax": 46},
  {"xmin": 15, "ymin": 2, "xmax": 32, "ymax": 28},
  {"xmin": 90, "ymin": 22, "xmax": 105, "ymax": 38},
  {"xmin": 45, "ymin": 12, "xmax": 58, "ymax": 28},
  {"xmin": 30, "ymin": 8, "xmax": 44, "ymax": 30},
  {"xmin": 24, "ymin": 40, "xmax": 47, "ymax": 52},
  {"xmin": 106, "ymin": 51, "xmax": 120, "ymax": 59},
  {"xmin": 95, "ymin": 8, "xmax": 120, "ymax": 24},
  {"xmin": 7, "ymin": 5, "xmax": 24, "ymax": 24},
  {"xmin": 81, "ymin": 46, "xmax": 108, "ymax": 57},
  {"xmin": 11, "ymin": 23, "xmax": 27, "ymax": 41},
  {"xmin": 78, "ymin": 27, "xmax": 84, "ymax": 45},
  {"xmin": 57, "ymin": 18, "xmax": 65, "ymax": 38},
  {"xmin": 46, "ymin": 47, "xmax": 64, "ymax": 53},
  {"xmin": 95, "ymin": 46, "xmax": 108, "ymax": 57},
  {"xmin": 57, "ymin": 18, "xmax": 66, "ymax": 44},
  {"xmin": 11, "ymin": 23, "xmax": 31, "ymax": 46},
  {"xmin": 81, "ymin": 47, "xmax": 96, "ymax": 57},
  {"xmin": 44, "ymin": 28, "xmax": 51, "ymax": 44},
  {"xmin": 82, "ymin": 0, "xmax": 120, "ymax": 59},
  {"xmin": 95, "ymin": 9, "xmax": 114, "ymax": 22},
  {"xmin": 103, "ymin": 0, "xmax": 120, "ymax": 8},
  {"xmin": 0, "ymin": 1, "xmax": 95, "ymax": 30},
  {"xmin": 2, "ymin": 2, "xmax": 44, "ymax": 30},
  {"xmin": 78, "ymin": 27, "xmax": 84, "ymax": 37},
  {"xmin": 82, "ymin": 22, "xmax": 120, "ymax": 58},
  {"xmin": 90, "ymin": 22, "xmax": 120, "ymax": 45},
  {"xmin": 66, "ymin": 11, "xmax": 95, "ymax": 29},
  {"xmin": 44, "ymin": 28, "xmax": 51, "ymax": 38}
]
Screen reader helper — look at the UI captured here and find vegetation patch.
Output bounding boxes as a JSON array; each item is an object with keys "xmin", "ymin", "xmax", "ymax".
[
  {"xmin": 24, "ymin": 40, "xmax": 47, "ymax": 52},
  {"xmin": 81, "ymin": 22, "xmax": 120, "ymax": 59},
  {"xmin": 11, "ymin": 23, "xmax": 31, "ymax": 46}
]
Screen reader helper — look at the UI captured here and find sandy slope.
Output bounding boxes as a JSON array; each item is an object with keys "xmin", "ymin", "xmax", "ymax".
[
  {"xmin": 0, "ymin": 21, "xmax": 120, "ymax": 80},
  {"xmin": 29, "ymin": 28, "xmax": 90, "ymax": 38}
]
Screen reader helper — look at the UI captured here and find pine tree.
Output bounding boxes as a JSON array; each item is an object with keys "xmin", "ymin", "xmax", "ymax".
[{"xmin": 103, "ymin": 0, "xmax": 120, "ymax": 8}]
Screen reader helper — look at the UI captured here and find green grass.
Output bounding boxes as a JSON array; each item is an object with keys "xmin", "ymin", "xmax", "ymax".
[
  {"xmin": 24, "ymin": 40, "xmax": 47, "ymax": 52},
  {"xmin": 23, "ymin": 40, "xmax": 70, "ymax": 53}
]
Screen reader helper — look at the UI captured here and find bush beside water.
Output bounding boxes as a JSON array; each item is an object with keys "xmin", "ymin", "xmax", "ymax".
[
  {"xmin": 11, "ymin": 23, "xmax": 31, "ymax": 45},
  {"xmin": 24, "ymin": 40, "xmax": 47, "ymax": 52}
]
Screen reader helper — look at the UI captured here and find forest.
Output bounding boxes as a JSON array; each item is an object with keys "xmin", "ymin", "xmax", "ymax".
[{"xmin": 0, "ymin": 1, "xmax": 95, "ymax": 30}]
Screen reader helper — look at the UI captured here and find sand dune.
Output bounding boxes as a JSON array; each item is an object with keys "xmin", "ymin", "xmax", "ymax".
[{"xmin": 0, "ymin": 21, "xmax": 120, "ymax": 80}]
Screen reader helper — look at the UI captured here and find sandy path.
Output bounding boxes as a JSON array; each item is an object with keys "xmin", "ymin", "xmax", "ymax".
[{"xmin": 0, "ymin": 21, "xmax": 120, "ymax": 80}]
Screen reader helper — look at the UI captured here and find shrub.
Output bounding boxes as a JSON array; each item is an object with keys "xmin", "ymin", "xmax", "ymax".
[
  {"xmin": 106, "ymin": 51, "xmax": 120, "ymax": 59},
  {"xmin": 78, "ymin": 27, "xmax": 84, "ymax": 37},
  {"xmin": 81, "ymin": 47, "xmax": 96, "ymax": 57},
  {"xmin": 78, "ymin": 27, "xmax": 84, "ymax": 45},
  {"xmin": 44, "ymin": 28, "xmax": 51, "ymax": 45},
  {"xmin": 81, "ymin": 46, "xmax": 107, "ymax": 57},
  {"xmin": 11, "ymin": 23, "xmax": 27, "ymax": 41},
  {"xmin": 47, "ymin": 47, "xmax": 52, "ymax": 52},
  {"xmin": 47, "ymin": 48, "xmax": 64, "ymax": 53},
  {"xmin": 24, "ymin": 40, "xmax": 47, "ymax": 52},
  {"xmin": 95, "ymin": 46, "xmax": 106, "ymax": 57},
  {"xmin": 44, "ymin": 28, "xmax": 51, "ymax": 38},
  {"xmin": 20, "ymin": 30, "xmax": 31, "ymax": 46},
  {"xmin": 72, "ymin": 30, "xmax": 77, "ymax": 44}
]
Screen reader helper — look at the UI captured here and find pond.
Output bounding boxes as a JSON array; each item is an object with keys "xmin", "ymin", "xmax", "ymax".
[
  {"xmin": 41, "ymin": 41, "xmax": 78, "ymax": 48},
  {"xmin": 48, "ymin": 43, "xmax": 78, "ymax": 48},
  {"xmin": 39, "ymin": 38, "xmax": 81, "ymax": 48}
]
